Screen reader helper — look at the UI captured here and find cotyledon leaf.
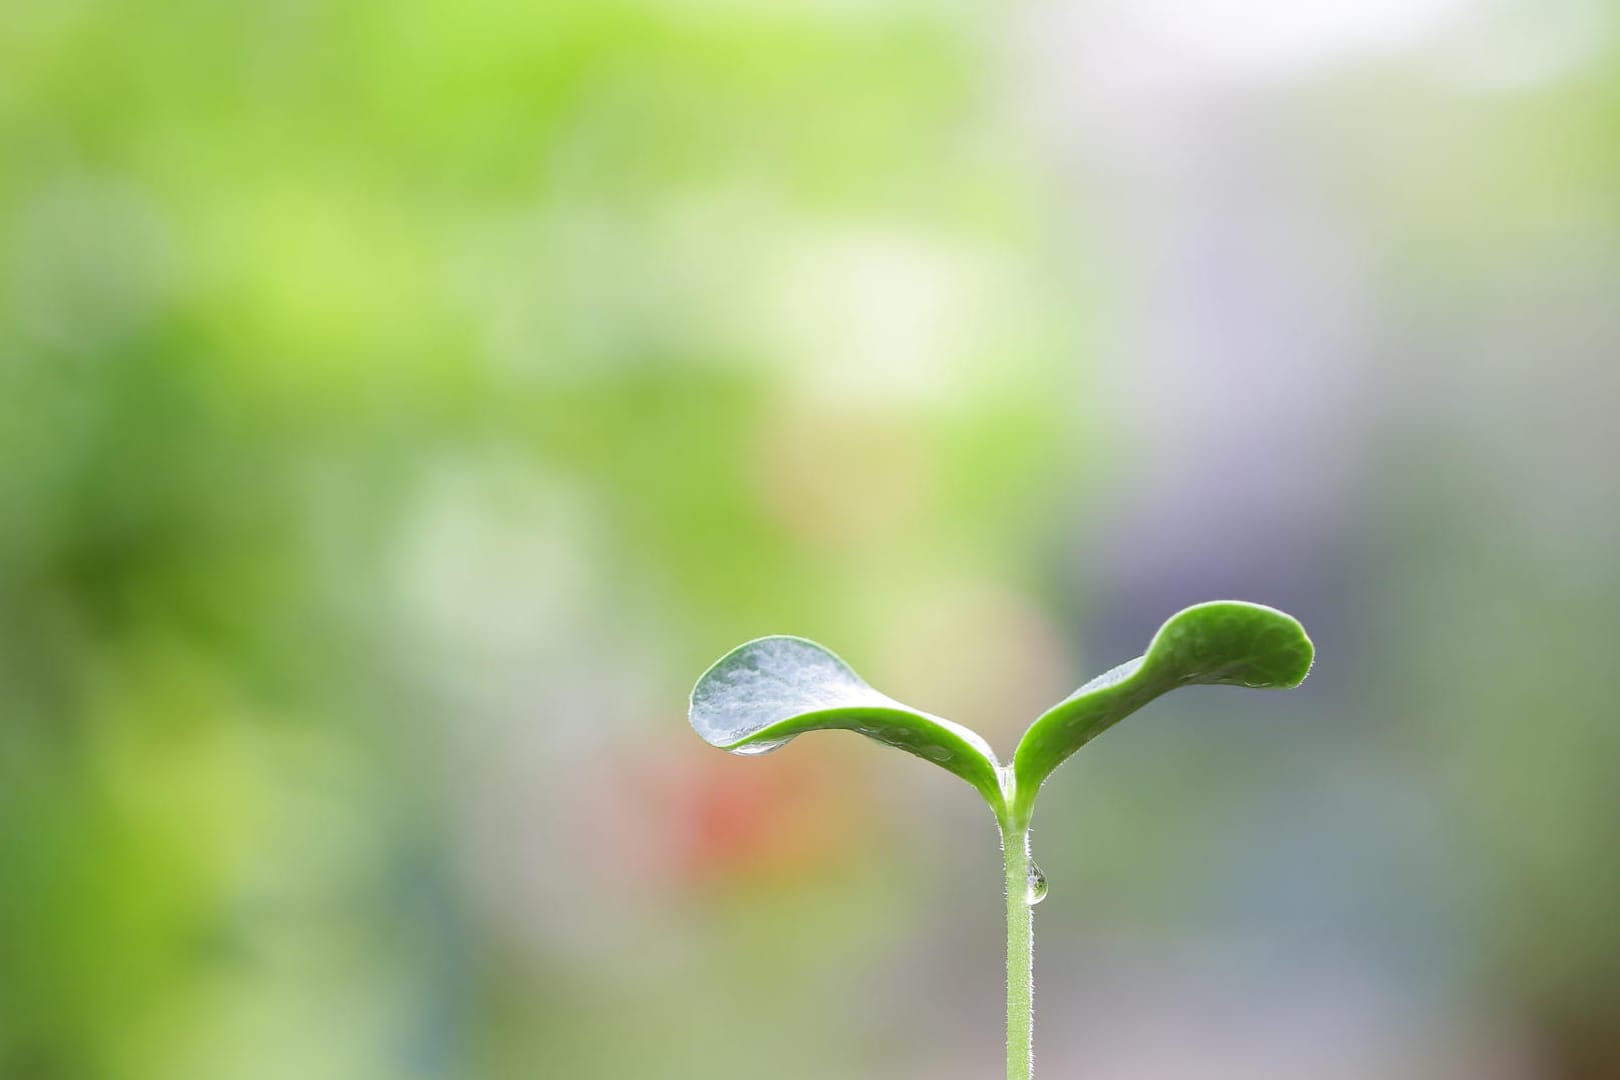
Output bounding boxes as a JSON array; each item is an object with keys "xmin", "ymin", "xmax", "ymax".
[
  {"xmin": 1010, "ymin": 601, "xmax": 1313, "ymax": 823},
  {"xmin": 689, "ymin": 635, "xmax": 1006, "ymax": 812}
]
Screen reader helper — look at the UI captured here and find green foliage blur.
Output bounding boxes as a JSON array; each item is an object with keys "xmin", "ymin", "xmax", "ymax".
[{"xmin": 3, "ymin": 2, "xmax": 1618, "ymax": 1078}]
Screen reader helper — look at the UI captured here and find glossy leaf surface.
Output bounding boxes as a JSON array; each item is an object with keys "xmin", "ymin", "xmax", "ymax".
[
  {"xmin": 1010, "ymin": 601, "xmax": 1313, "ymax": 821},
  {"xmin": 690, "ymin": 635, "xmax": 1005, "ymax": 809}
]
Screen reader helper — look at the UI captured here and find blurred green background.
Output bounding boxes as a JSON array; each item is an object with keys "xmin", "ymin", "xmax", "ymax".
[{"xmin": 3, "ymin": 1, "xmax": 1618, "ymax": 1077}]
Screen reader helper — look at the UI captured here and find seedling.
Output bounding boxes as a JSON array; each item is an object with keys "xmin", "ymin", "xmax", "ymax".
[{"xmin": 688, "ymin": 600, "xmax": 1313, "ymax": 1079}]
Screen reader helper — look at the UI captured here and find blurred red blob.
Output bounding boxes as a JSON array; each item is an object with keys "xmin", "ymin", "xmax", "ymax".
[{"xmin": 630, "ymin": 740, "xmax": 858, "ymax": 890}]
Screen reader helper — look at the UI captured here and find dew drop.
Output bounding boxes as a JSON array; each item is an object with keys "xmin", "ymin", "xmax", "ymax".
[
  {"xmin": 730, "ymin": 736, "xmax": 790, "ymax": 756},
  {"xmin": 1026, "ymin": 862, "xmax": 1048, "ymax": 905}
]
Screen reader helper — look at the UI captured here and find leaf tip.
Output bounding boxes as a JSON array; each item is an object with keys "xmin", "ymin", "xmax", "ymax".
[
  {"xmin": 1151, "ymin": 600, "xmax": 1314, "ymax": 690},
  {"xmin": 687, "ymin": 634, "xmax": 867, "ymax": 751}
]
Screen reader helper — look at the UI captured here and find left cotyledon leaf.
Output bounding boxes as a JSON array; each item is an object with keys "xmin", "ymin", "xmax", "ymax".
[{"xmin": 689, "ymin": 636, "xmax": 1005, "ymax": 812}]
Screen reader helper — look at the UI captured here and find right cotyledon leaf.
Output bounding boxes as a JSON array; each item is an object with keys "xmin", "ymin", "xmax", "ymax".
[
  {"xmin": 690, "ymin": 635, "xmax": 1005, "ymax": 813},
  {"xmin": 1010, "ymin": 601, "xmax": 1313, "ymax": 823}
]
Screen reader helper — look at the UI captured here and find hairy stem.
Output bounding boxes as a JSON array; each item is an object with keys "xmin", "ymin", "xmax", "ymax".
[{"xmin": 1002, "ymin": 819, "xmax": 1033, "ymax": 1080}]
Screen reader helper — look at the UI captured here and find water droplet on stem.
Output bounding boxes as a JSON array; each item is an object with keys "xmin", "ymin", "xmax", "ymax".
[{"xmin": 1026, "ymin": 861, "xmax": 1048, "ymax": 905}]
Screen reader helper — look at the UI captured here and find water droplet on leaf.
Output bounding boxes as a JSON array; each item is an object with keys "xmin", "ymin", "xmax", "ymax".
[
  {"xmin": 1026, "ymin": 862, "xmax": 1048, "ymax": 905},
  {"xmin": 730, "ymin": 736, "xmax": 790, "ymax": 756}
]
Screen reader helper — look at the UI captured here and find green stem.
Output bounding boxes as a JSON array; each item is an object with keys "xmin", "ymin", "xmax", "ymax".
[{"xmin": 1001, "ymin": 818, "xmax": 1033, "ymax": 1080}]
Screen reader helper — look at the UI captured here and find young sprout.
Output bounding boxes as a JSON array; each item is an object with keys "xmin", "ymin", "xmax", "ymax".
[{"xmin": 688, "ymin": 600, "xmax": 1314, "ymax": 1080}]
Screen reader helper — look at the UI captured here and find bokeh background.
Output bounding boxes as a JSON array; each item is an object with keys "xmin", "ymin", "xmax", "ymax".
[{"xmin": 3, "ymin": 1, "xmax": 1619, "ymax": 1077}]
